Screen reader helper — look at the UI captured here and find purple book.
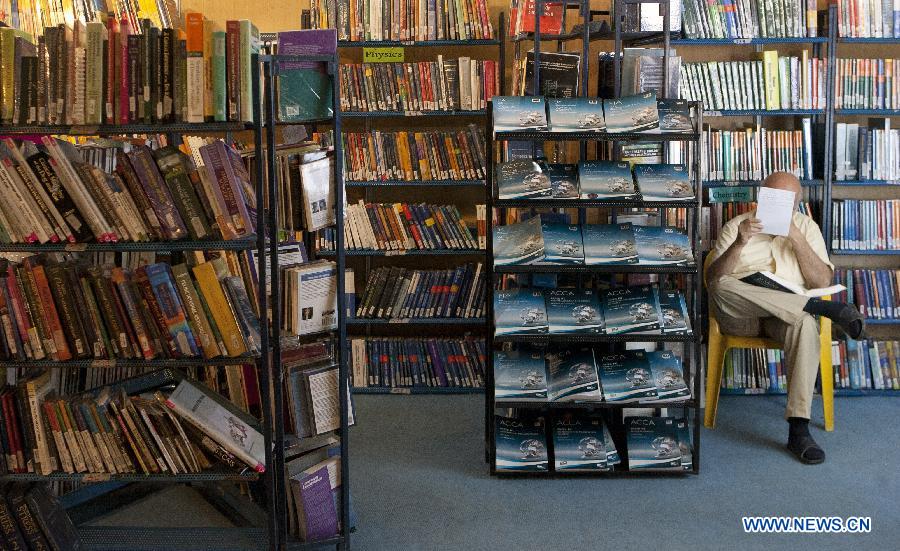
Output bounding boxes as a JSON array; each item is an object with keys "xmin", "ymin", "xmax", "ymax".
[
  {"xmin": 275, "ymin": 30, "xmax": 337, "ymax": 120},
  {"xmin": 276, "ymin": 30, "xmax": 337, "ymax": 70},
  {"xmin": 127, "ymin": 146, "xmax": 188, "ymax": 240},
  {"xmin": 295, "ymin": 466, "xmax": 338, "ymax": 542}
]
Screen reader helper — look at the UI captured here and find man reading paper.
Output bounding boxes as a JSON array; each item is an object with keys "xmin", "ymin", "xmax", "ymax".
[{"xmin": 707, "ymin": 172, "xmax": 864, "ymax": 465}]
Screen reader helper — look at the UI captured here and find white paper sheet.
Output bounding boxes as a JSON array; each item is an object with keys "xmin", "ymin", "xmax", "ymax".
[{"xmin": 756, "ymin": 187, "xmax": 796, "ymax": 236}]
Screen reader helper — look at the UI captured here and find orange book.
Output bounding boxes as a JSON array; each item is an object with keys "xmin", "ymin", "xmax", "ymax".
[{"xmin": 27, "ymin": 261, "xmax": 72, "ymax": 361}]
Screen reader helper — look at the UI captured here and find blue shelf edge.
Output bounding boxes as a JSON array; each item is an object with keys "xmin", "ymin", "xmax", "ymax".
[
  {"xmin": 347, "ymin": 318, "xmax": 486, "ymax": 325},
  {"xmin": 704, "ymin": 179, "xmax": 823, "ymax": 188},
  {"xmin": 338, "ymin": 39, "xmax": 500, "ymax": 47},
  {"xmin": 318, "ymin": 249, "xmax": 485, "ymax": 257},
  {"xmin": 352, "ymin": 386, "xmax": 484, "ymax": 394},
  {"xmin": 672, "ymin": 37, "xmax": 828, "ymax": 45},
  {"xmin": 835, "ymin": 109, "xmax": 900, "ymax": 115},
  {"xmin": 345, "ymin": 179, "xmax": 485, "ymax": 187},
  {"xmin": 832, "ymin": 250, "xmax": 900, "ymax": 255},
  {"xmin": 341, "ymin": 110, "xmax": 487, "ymax": 117},
  {"xmin": 832, "ymin": 180, "xmax": 900, "ymax": 186},
  {"xmin": 838, "ymin": 37, "xmax": 900, "ymax": 43},
  {"xmin": 720, "ymin": 389, "xmax": 900, "ymax": 396},
  {"xmin": 704, "ymin": 109, "xmax": 825, "ymax": 117},
  {"xmin": 865, "ymin": 319, "xmax": 900, "ymax": 325}
]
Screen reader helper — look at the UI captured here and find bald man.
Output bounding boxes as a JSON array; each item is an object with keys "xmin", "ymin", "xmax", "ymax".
[{"xmin": 707, "ymin": 172, "xmax": 864, "ymax": 465}]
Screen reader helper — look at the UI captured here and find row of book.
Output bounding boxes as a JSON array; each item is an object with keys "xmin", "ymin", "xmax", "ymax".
[
  {"xmin": 830, "ymin": 199, "xmax": 899, "ymax": 250},
  {"xmin": 310, "ymin": 0, "xmax": 495, "ymax": 41},
  {"xmin": 0, "ymin": 370, "xmax": 265, "ymax": 476},
  {"xmin": 834, "ymin": 121, "xmax": 900, "ymax": 182},
  {"xmin": 496, "ymin": 413, "xmax": 692, "ymax": 473},
  {"xmin": 0, "ymin": 254, "xmax": 259, "ymax": 362},
  {"xmin": 495, "ymin": 284, "xmax": 692, "ymax": 337},
  {"xmin": 496, "ymin": 347, "xmax": 691, "ymax": 404},
  {"xmin": 701, "ymin": 201, "xmax": 818, "ymax": 249},
  {"xmin": 833, "ymin": 269, "xmax": 900, "ymax": 320},
  {"xmin": 700, "ymin": 123, "xmax": 816, "ymax": 182},
  {"xmin": 342, "ymin": 127, "xmax": 486, "ymax": 182},
  {"xmin": 0, "ymin": 15, "xmax": 260, "ymax": 126},
  {"xmin": 494, "ymin": 217, "xmax": 692, "ymax": 267},
  {"xmin": 338, "ymin": 59, "xmax": 500, "ymax": 113},
  {"xmin": 338, "ymin": 202, "xmax": 481, "ymax": 252},
  {"xmin": 680, "ymin": 0, "xmax": 819, "ymax": 39},
  {"xmin": 678, "ymin": 54, "xmax": 827, "ymax": 111},
  {"xmin": 719, "ymin": 347, "xmax": 788, "ymax": 393},
  {"xmin": 835, "ymin": 0, "xmax": 900, "ymax": 38},
  {"xmin": 354, "ymin": 264, "xmax": 485, "ymax": 320},
  {"xmin": 0, "ymin": 137, "xmax": 256, "ymax": 244},
  {"xmin": 493, "ymin": 94, "xmax": 694, "ymax": 134},
  {"xmin": 498, "ymin": 160, "xmax": 695, "ymax": 202},
  {"xmin": 1, "ymin": 0, "xmax": 176, "ymax": 38},
  {"xmin": 835, "ymin": 58, "xmax": 900, "ymax": 110},
  {"xmin": 350, "ymin": 337, "xmax": 486, "ymax": 389},
  {"xmin": 0, "ymin": 482, "xmax": 80, "ymax": 550}
]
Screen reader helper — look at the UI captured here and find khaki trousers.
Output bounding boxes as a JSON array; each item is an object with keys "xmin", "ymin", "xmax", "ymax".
[{"xmin": 709, "ymin": 276, "xmax": 820, "ymax": 419}]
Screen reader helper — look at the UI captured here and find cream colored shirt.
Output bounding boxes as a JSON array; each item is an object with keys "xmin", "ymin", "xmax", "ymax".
[{"xmin": 712, "ymin": 210, "xmax": 834, "ymax": 286}]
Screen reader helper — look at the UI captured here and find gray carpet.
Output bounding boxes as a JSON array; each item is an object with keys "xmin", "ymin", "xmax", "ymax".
[{"xmin": 348, "ymin": 394, "xmax": 900, "ymax": 551}]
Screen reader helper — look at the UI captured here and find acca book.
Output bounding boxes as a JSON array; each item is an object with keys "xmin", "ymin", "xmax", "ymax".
[
  {"xmin": 545, "ymin": 163, "xmax": 580, "ymax": 198},
  {"xmin": 603, "ymin": 91, "xmax": 659, "ymax": 132},
  {"xmin": 582, "ymin": 223, "xmax": 639, "ymax": 264},
  {"xmin": 602, "ymin": 285, "xmax": 662, "ymax": 334},
  {"xmin": 496, "ymin": 159, "xmax": 552, "ymax": 199},
  {"xmin": 552, "ymin": 412, "xmax": 609, "ymax": 471},
  {"xmin": 597, "ymin": 351, "xmax": 658, "ymax": 403},
  {"xmin": 493, "ymin": 217, "xmax": 545, "ymax": 265},
  {"xmin": 545, "ymin": 288, "xmax": 603, "ymax": 334},
  {"xmin": 547, "ymin": 97, "xmax": 606, "ymax": 132},
  {"xmin": 643, "ymin": 350, "xmax": 690, "ymax": 402},
  {"xmin": 495, "ymin": 414, "xmax": 548, "ymax": 472},
  {"xmin": 604, "ymin": 422, "xmax": 621, "ymax": 466},
  {"xmin": 494, "ymin": 288, "xmax": 548, "ymax": 335},
  {"xmin": 578, "ymin": 160, "xmax": 638, "ymax": 200},
  {"xmin": 626, "ymin": 416, "xmax": 683, "ymax": 471},
  {"xmin": 539, "ymin": 223, "xmax": 585, "ymax": 264},
  {"xmin": 634, "ymin": 163, "xmax": 694, "ymax": 201},
  {"xmin": 493, "ymin": 96, "xmax": 548, "ymax": 132},
  {"xmin": 547, "ymin": 347, "xmax": 602, "ymax": 402},
  {"xmin": 675, "ymin": 417, "xmax": 693, "ymax": 470},
  {"xmin": 633, "ymin": 225, "xmax": 692, "ymax": 265},
  {"xmin": 494, "ymin": 347, "xmax": 549, "ymax": 401},
  {"xmin": 659, "ymin": 290, "xmax": 692, "ymax": 334}
]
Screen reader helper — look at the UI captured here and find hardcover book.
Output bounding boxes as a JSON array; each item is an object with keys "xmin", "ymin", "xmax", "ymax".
[
  {"xmin": 655, "ymin": 99, "xmax": 693, "ymax": 133},
  {"xmin": 544, "ymin": 163, "xmax": 579, "ymax": 198},
  {"xmin": 276, "ymin": 30, "xmax": 336, "ymax": 122},
  {"xmin": 545, "ymin": 288, "xmax": 603, "ymax": 334},
  {"xmin": 494, "ymin": 347, "xmax": 549, "ymax": 400},
  {"xmin": 523, "ymin": 51, "xmax": 580, "ymax": 98},
  {"xmin": 634, "ymin": 163, "xmax": 694, "ymax": 201},
  {"xmin": 602, "ymin": 285, "xmax": 662, "ymax": 334},
  {"xmin": 552, "ymin": 412, "xmax": 608, "ymax": 471},
  {"xmin": 547, "ymin": 98, "xmax": 606, "ymax": 132},
  {"xmin": 494, "ymin": 288, "xmax": 548, "ymax": 336},
  {"xmin": 547, "ymin": 347, "xmax": 602, "ymax": 402},
  {"xmin": 597, "ymin": 351, "xmax": 658, "ymax": 402},
  {"xmin": 582, "ymin": 223, "xmax": 639, "ymax": 264},
  {"xmin": 539, "ymin": 223, "xmax": 584, "ymax": 264},
  {"xmin": 644, "ymin": 351, "xmax": 691, "ymax": 402},
  {"xmin": 495, "ymin": 414, "xmax": 548, "ymax": 472},
  {"xmin": 496, "ymin": 159, "xmax": 551, "ymax": 199},
  {"xmin": 625, "ymin": 416, "xmax": 683, "ymax": 471},
  {"xmin": 492, "ymin": 96, "xmax": 547, "ymax": 132},
  {"xmin": 578, "ymin": 160, "xmax": 638, "ymax": 200},
  {"xmin": 493, "ymin": 216, "xmax": 545, "ymax": 265},
  {"xmin": 658, "ymin": 290, "xmax": 692, "ymax": 334},
  {"xmin": 633, "ymin": 225, "xmax": 691, "ymax": 265},
  {"xmin": 603, "ymin": 91, "xmax": 659, "ymax": 132}
]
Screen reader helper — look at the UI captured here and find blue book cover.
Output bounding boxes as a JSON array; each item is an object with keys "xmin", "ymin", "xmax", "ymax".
[
  {"xmin": 604, "ymin": 422, "xmax": 621, "ymax": 466},
  {"xmin": 495, "ymin": 415, "xmax": 548, "ymax": 472},
  {"xmin": 603, "ymin": 92, "xmax": 659, "ymax": 132},
  {"xmin": 494, "ymin": 288, "xmax": 548, "ymax": 335},
  {"xmin": 582, "ymin": 223, "xmax": 639, "ymax": 265},
  {"xmin": 544, "ymin": 163, "xmax": 580, "ymax": 198},
  {"xmin": 578, "ymin": 160, "xmax": 638, "ymax": 200},
  {"xmin": 602, "ymin": 285, "xmax": 662, "ymax": 334},
  {"xmin": 547, "ymin": 97, "xmax": 606, "ymax": 132},
  {"xmin": 659, "ymin": 290, "xmax": 692, "ymax": 334},
  {"xmin": 634, "ymin": 163, "xmax": 694, "ymax": 201},
  {"xmin": 675, "ymin": 417, "xmax": 693, "ymax": 470},
  {"xmin": 597, "ymin": 351, "xmax": 657, "ymax": 402},
  {"xmin": 539, "ymin": 223, "xmax": 584, "ymax": 264},
  {"xmin": 547, "ymin": 347, "xmax": 602, "ymax": 402},
  {"xmin": 653, "ymin": 99, "xmax": 693, "ymax": 133},
  {"xmin": 493, "ymin": 217, "xmax": 545, "ymax": 265},
  {"xmin": 625, "ymin": 416, "xmax": 683, "ymax": 471},
  {"xmin": 644, "ymin": 350, "xmax": 691, "ymax": 402},
  {"xmin": 493, "ymin": 96, "xmax": 548, "ymax": 132},
  {"xmin": 494, "ymin": 347, "xmax": 549, "ymax": 400},
  {"xmin": 552, "ymin": 412, "xmax": 609, "ymax": 471},
  {"xmin": 545, "ymin": 288, "xmax": 603, "ymax": 334},
  {"xmin": 496, "ymin": 159, "xmax": 551, "ymax": 199},
  {"xmin": 633, "ymin": 225, "xmax": 692, "ymax": 265}
]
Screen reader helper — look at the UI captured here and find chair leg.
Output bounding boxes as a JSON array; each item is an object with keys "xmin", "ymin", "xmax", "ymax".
[
  {"xmin": 819, "ymin": 317, "xmax": 834, "ymax": 432},
  {"xmin": 705, "ymin": 339, "xmax": 727, "ymax": 429}
]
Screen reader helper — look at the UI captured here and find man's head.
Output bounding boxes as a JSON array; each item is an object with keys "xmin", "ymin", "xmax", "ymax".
[{"xmin": 762, "ymin": 171, "xmax": 802, "ymax": 209}]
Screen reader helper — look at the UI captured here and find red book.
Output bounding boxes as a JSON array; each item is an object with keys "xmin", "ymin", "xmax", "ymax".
[
  {"xmin": 119, "ymin": 18, "xmax": 131, "ymax": 124},
  {"xmin": 225, "ymin": 21, "xmax": 241, "ymax": 122},
  {"xmin": 509, "ymin": 0, "xmax": 563, "ymax": 35},
  {"xmin": 27, "ymin": 262, "xmax": 72, "ymax": 361}
]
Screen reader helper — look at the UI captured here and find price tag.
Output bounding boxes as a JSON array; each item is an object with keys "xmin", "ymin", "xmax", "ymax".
[
  {"xmin": 363, "ymin": 47, "xmax": 404, "ymax": 63},
  {"xmin": 388, "ymin": 319, "xmax": 411, "ymax": 324},
  {"xmin": 90, "ymin": 359, "xmax": 116, "ymax": 368},
  {"xmin": 733, "ymin": 38, "xmax": 752, "ymax": 44},
  {"xmin": 83, "ymin": 473, "xmax": 111, "ymax": 482},
  {"xmin": 72, "ymin": 125, "xmax": 99, "ymax": 135},
  {"xmin": 705, "ymin": 110, "xmax": 723, "ymax": 117},
  {"xmin": 389, "ymin": 388, "xmax": 412, "ymax": 395},
  {"xmin": 65, "ymin": 243, "xmax": 88, "ymax": 252}
]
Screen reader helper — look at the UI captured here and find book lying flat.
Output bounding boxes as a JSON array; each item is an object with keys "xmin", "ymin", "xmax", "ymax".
[{"xmin": 739, "ymin": 271, "xmax": 846, "ymax": 298}]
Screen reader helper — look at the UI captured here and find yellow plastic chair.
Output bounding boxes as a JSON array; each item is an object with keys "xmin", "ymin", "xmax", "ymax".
[{"xmin": 704, "ymin": 254, "xmax": 834, "ymax": 431}]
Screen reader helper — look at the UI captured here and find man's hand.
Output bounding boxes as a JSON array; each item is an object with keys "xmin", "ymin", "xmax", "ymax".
[{"xmin": 737, "ymin": 217, "xmax": 764, "ymax": 245}]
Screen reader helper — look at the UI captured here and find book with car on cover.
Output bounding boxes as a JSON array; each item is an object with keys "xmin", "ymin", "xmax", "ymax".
[
  {"xmin": 545, "ymin": 288, "xmax": 603, "ymax": 334},
  {"xmin": 552, "ymin": 412, "xmax": 608, "ymax": 471},
  {"xmin": 493, "ymin": 216, "xmax": 545, "ymax": 265},
  {"xmin": 634, "ymin": 163, "xmax": 694, "ymax": 201},
  {"xmin": 547, "ymin": 347, "xmax": 602, "ymax": 402},
  {"xmin": 644, "ymin": 350, "xmax": 691, "ymax": 402},
  {"xmin": 633, "ymin": 225, "xmax": 691, "ymax": 265},
  {"xmin": 539, "ymin": 223, "xmax": 584, "ymax": 264},
  {"xmin": 597, "ymin": 351, "xmax": 658, "ymax": 402},
  {"xmin": 547, "ymin": 98, "xmax": 606, "ymax": 132},
  {"xmin": 494, "ymin": 288, "xmax": 548, "ymax": 335},
  {"xmin": 578, "ymin": 160, "xmax": 638, "ymax": 200},
  {"xmin": 493, "ymin": 96, "xmax": 548, "ymax": 132},
  {"xmin": 602, "ymin": 285, "xmax": 662, "ymax": 334},
  {"xmin": 603, "ymin": 91, "xmax": 659, "ymax": 132},
  {"xmin": 582, "ymin": 223, "xmax": 639, "ymax": 264},
  {"xmin": 626, "ymin": 416, "xmax": 683, "ymax": 471},
  {"xmin": 494, "ymin": 347, "xmax": 549, "ymax": 400},
  {"xmin": 495, "ymin": 414, "xmax": 548, "ymax": 472},
  {"xmin": 544, "ymin": 163, "xmax": 580, "ymax": 198},
  {"xmin": 496, "ymin": 159, "xmax": 551, "ymax": 199}
]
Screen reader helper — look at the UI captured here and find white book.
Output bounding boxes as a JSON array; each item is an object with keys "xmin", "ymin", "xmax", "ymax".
[{"xmin": 741, "ymin": 271, "xmax": 846, "ymax": 297}]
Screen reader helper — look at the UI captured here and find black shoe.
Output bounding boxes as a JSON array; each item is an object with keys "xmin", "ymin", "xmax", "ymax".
[{"xmin": 786, "ymin": 435, "xmax": 826, "ymax": 465}]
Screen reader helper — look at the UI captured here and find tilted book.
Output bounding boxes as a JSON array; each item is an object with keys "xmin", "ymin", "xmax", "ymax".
[
  {"xmin": 602, "ymin": 285, "xmax": 662, "ymax": 334},
  {"xmin": 582, "ymin": 223, "xmax": 639, "ymax": 265},
  {"xmin": 538, "ymin": 223, "xmax": 584, "ymax": 264},
  {"xmin": 547, "ymin": 347, "xmax": 602, "ymax": 402},
  {"xmin": 494, "ymin": 347, "xmax": 548, "ymax": 400},
  {"xmin": 547, "ymin": 97, "xmax": 606, "ymax": 132},
  {"xmin": 633, "ymin": 225, "xmax": 691, "ymax": 265},
  {"xmin": 544, "ymin": 163, "xmax": 579, "ymax": 198},
  {"xmin": 625, "ymin": 416, "xmax": 683, "ymax": 471},
  {"xmin": 492, "ymin": 95, "xmax": 547, "ymax": 132},
  {"xmin": 597, "ymin": 351, "xmax": 657, "ymax": 402},
  {"xmin": 553, "ymin": 412, "xmax": 608, "ymax": 471},
  {"xmin": 643, "ymin": 351, "xmax": 691, "ymax": 402},
  {"xmin": 493, "ymin": 216, "xmax": 545, "ymax": 265},
  {"xmin": 603, "ymin": 91, "xmax": 659, "ymax": 132},
  {"xmin": 545, "ymin": 288, "xmax": 603, "ymax": 334},
  {"xmin": 634, "ymin": 163, "xmax": 694, "ymax": 201},
  {"xmin": 496, "ymin": 159, "xmax": 551, "ymax": 199},
  {"xmin": 658, "ymin": 290, "xmax": 692, "ymax": 334},
  {"xmin": 494, "ymin": 288, "xmax": 548, "ymax": 336},
  {"xmin": 495, "ymin": 414, "xmax": 548, "ymax": 472},
  {"xmin": 578, "ymin": 160, "xmax": 638, "ymax": 200},
  {"xmin": 655, "ymin": 98, "xmax": 693, "ymax": 133}
]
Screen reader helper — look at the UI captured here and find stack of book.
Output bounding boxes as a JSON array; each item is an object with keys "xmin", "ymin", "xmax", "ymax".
[
  {"xmin": 835, "ymin": 59, "xmax": 900, "ymax": 110},
  {"xmin": 679, "ymin": 53, "xmax": 826, "ymax": 111},
  {"xmin": 833, "ymin": 268, "xmax": 900, "ymax": 321},
  {"xmin": 0, "ymin": 482, "xmax": 81, "ymax": 549},
  {"xmin": 700, "ymin": 123, "xmax": 815, "ymax": 182},
  {"xmin": 283, "ymin": 340, "xmax": 356, "ymax": 439},
  {"xmin": 310, "ymin": 0, "xmax": 495, "ymax": 41},
  {"xmin": 0, "ymin": 14, "xmax": 260, "ymax": 125},
  {"xmin": 681, "ymin": 0, "xmax": 818, "ymax": 39},
  {"xmin": 338, "ymin": 58, "xmax": 500, "ymax": 113},
  {"xmin": 836, "ymin": 0, "xmax": 900, "ymax": 38},
  {"xmin": 342, "ymin": 127, "xmax": 486, "ymax": 182},
  {"xmin": 353, "ymin": 264, "xmax": 485, "ymax": 320},
  {"xmin": 834, "ymin": 121, "xmax": 900, "ymax": 182},
  {"xmin": 719, "ymin": 347, "xmax": 788, "ymax": 393},
  {"xmin": 830, "ymin": 199, "xmax": 899, "ymax": 250},
  {"xmin": 832, "ymin": 339, "xmax": 900, "ymax": 390},
  {"xmin": 350, "ymin": 337, "xmax": 486, "ymax": 388}
]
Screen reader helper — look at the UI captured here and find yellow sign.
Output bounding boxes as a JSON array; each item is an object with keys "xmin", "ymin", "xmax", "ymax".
[{"xmin": 363, "ymin": 47, "xmax": 404, "ymax": 63}]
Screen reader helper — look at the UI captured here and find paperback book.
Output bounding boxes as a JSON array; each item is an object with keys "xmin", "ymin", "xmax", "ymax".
[
  {"xmin": 582, "ymin": 223, "xmax": 639, "ymax": 264},
  {"xmin": 604, "ymin": 422, "xmax": 621, "ymax": 466},
  {"xmin": 578, "ymin": 161, "xmax": 639, "ymax": 200},
  {"xmin": 493, "ymin": 217, "xmax": 545, "ymax": 265},
  {"xmin": 494, "ymin": 347, "xmax": 549, "ymax": 400},
  {"xmin": 547, "ymin": 347, "xmax": 602, "ymax": 402},
  {"xmin": 659, "ymin": 290, "xmax": 692, "ymax": 334},
  {"xmin": 547, "ymin": 98, "xmax": 606, "ymax": 132},
  {"xmin": 495, "ymin": 415, "xmax": 548, "ymax": 472},
  {"xmin": 634, "ymin": 164, "xmax": 694, "ymax": 201},
  {"xmin": 539, "ymin": 223, "xmax": 584, "ymax": 264},
  {"xmin": 633, "ymin": 226, "xmax": 691, "ymax": 265},
  {"xmin": 654, "ymin": 99, "xmax": 693, "ymax": 133},
  {"xmin": 494, "ymin": 289, "xmax": 548, "ymax": 335},
  {"xmin": 496, "ymin": 160, "xmax": 551, "ymax": 199},
  {"xmin": 625, "ymin": 416, "xmax": 683, "ymax": 471},
  {"xmin": 493, "ymin": 96, "xmax": 548, "ymax": 132},
  {"xmin": 603, "ymin": 92, "xmax": 659, "ymax": 132},
  {"xmin": 597, "ymin": 351, "xmax": 658, "ymax": 402},
  {"xmin": 545, "ymin": 163, "xmax": 580, "ymax": 198},
  {"xmin": 644, "ymin": 351, "xmax": 691, "ymax": 402},
  {"xmin": 602, "ymin": 285, "xmax": 662, "ymax": 334},
  {"xmin": 522, "ymin": 51, "xmax": 580, "ymax": 98},
  {"xmin": 276, "ymin": 30, "xmax": 337, "ymax": 122},
  {"xmin": 545, "ymin": 289, "xmax": 603, "ymax": 334},
  {"xmin": 552, "ymin": 412, "xmax": 609, "ymax": 471}
]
